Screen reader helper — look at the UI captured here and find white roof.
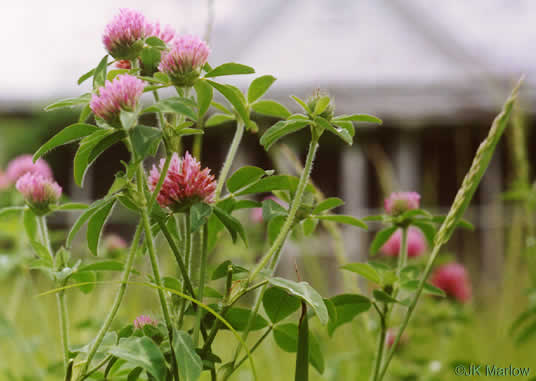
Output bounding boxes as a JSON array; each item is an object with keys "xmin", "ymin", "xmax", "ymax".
[{"xmin": 1, "ymin": 0, "xmax": 534, "ymax": 119}]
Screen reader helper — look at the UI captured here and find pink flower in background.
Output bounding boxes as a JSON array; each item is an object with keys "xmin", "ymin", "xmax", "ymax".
[
  {"xmin": 0, "ymin": 170, "xmax": 11, "ymax": 190},
  {"xmin": 430, "ymin": 263, "xmax": 472, "ymax": 303},
  {"xmin": 384, "ymin": 191, "xmax": 421, "ymax": 216},
  {"xmin": 103, "ymin": 8, "xmax": 147, "ymax": 59},
  {"xmin": 148, "ymin": 152, "xmax": 216, "ymax": 211},
  {"xmin": 103, "ymin": 234, "xmax": 128, "ymax": 252},
  {"xmin": 251, "ymin": 196, "xmax": 288, "ymax": 223},
  {"xmin": 6, "ymin": 155, "xmax": 53, "ymax": 182},
  {"xmin": 134, "ymin": 315, "xmax": 157, "ymax": 329},
  {"xmin": 381, "ymin": 227, "xmax": 427, "ymax": 258},
  {"xmin": 386, "ymin": 328, "xmax": 408, "ymax": 350},
  {"xmin": 159, "ymin": 35, "xmax": 210, "ymax": 85},
  {"xmin": 145, "ymin": 22, "xmax": 176, "ymax": 44},
  {"xmin": 90, "ymin": 74, "xmax": 144, "ymax": 123},
  {"xmin": 16, "ymin": 173, "xmax": 61, "ymax": 207}
]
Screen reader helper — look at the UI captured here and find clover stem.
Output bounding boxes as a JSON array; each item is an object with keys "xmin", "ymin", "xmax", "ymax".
[
  {"xmin": 214, "ymin": 120, "xmax": 245, "ymax": 201},
  {"xmin": 193, "ymin": 225, "xmax": 208, "ymax": 345}
]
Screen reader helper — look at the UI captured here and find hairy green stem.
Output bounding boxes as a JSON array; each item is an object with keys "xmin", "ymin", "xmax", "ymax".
[
  {"xmin": 136, "ymin": 164, "xmax": 178, "ymax": 380},
  {"xmin": 249, "ymin": 139, "xmax": 319, "ymax": 281},
  {"xmin": 371, "ymin": 304, "xmax": 387, "ymax": 381},
  {"xmin": 78, "ymin": 223, "xmax": 143, "ymax": 380},
  {"xmin": 178, "ymin": 212, "xmax": 192, "ymax": 327},
  {"xmin": 193, "ymin": 226, "xmax": 208, "ymax": 345},
  {"xmin": 214, "ymin": 121, "xmax": 245, "ymax": 200},
  {"xmin": 39, "ymin": 216, "xmax": 70, "ymax": 371}
]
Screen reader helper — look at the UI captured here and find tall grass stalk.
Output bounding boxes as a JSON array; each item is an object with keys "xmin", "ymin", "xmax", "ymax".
[{"xmin": 377, "ymin": 79, "xmax": 522, "ymax": 381}]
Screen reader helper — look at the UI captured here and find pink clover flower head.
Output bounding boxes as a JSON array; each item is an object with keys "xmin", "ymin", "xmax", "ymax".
[
  {"xmin": 251, "ymin": 196, "xmax": 288, "ymax": 223},
  {"xmin": 90, "ymin": 74, "xmax": 144, "ymax": 124},
  {"xmin": 381, "ymin": 227, "xmax": 427, "ymax": 258},
  {"xmin": 0, "ymin": 170, "xmax": 12, "ymax": 190},
  {"xmin": 384, "ymin": 191, "xmax": 421, "ymax": 216},
  {"xmin": 158, "ymin": 35, "xmax": 210, "ymax": 86},
  {"xmin": 103, "ymin": 8, "xmax": 147, "ymax": 59},
  {"xmin": 430, "ymin": 263, "xmax": 472, "ymax": 303},
  {"xmin": 134, "ymin": 315, "xmax": 157, "ymax": 329},
  {"xmin": 6, "ymin": 155, "xmax": 53, "ymax": 182},
  {"xmin": 145, "ymin": 22, "xmax": 176, "ymax": 44},
  {"xmin": 104, "ymin": 233, "xmax": 128, "ymax": 252},
  {"xmin": 148, "ymin": 152, "xmax": 216, "ymax": 212},
  {"xmin": 16, "ymin": 173, "xmax": 61, "ymax": 215}
]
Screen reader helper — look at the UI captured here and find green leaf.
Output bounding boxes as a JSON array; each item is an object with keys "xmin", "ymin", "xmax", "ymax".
[
  {"xmin": 312, "ymin": 198, "xmax": 344, "ymax": 214},
  {"xmin": 78, "ymin": 68, "xmax": 96, "ymax": 86},
  {"xmin": 290, "ymin": 96, "xmax": 310, "ymax": 113},
  {"xmin": 66, "ymin": 199, "xmax": 111, "ymax": 248},
  {"xmin": 0, "ymin": 206, "xmax": 25, "ymax": 219},
  {"xmin": 373, "ymin": 289, "xmax": 400, "ymax": 304},
  {"xmin": 333, "ymin": 120, "xmax": 355, "ymax": 138},
  {"xmin": 369, "ymin": 226, "xmax": 398, "ymax": 255},
  {"xmin": 204, "ymin": 63, "xmax": 255, "ymax": 78},
  {"xmin": 248, "ymin": 75, "xmax": 277, "ymax": 103},
  {"xmin": 314, "ymin": 116, "xmax": 352, "ymax": 145},
  {"xmin": 227, "ymin": 166, "xmax": 266, "ymax": 193},
  {"xmin": 412, "ymin": 220, "xmax": 436, "ymax": 247},
  {"xmin": 260, "ymin": 120, "xmax": 309, "ymax": 150},
  {"xmin": 295, "ymin": 304, "xmax": 309, "ymax": 381},
  {"xmin": 333, "ymin": 114, "xmax": 382, "ymax": 124},
  {"xmin": 205, "ymin": 113, "xmax": 235, "ymax": 127},
  {"xmin": 273, "ymin": 323, "xmax": 324, "ymax": 374},
  {"xmin": 223, "ymin": 308, "xmax": 268, "ymax": 331},
  {"xmin": 44, "ymin": 94, "xmax": 91, "ymax": 112},
  {"xmin": 73, "ymin": 129, "xmax": 116, "ymax": 186},
  {"xmin": 172, "ymin": 329, "xmax": 203, "ymax": 381},
  {"xmin": 263, "ymin": 287, "xmax": 301, "ymax": 323},
  {"xmin": 262, "ymin": 199, "xmax": 287, "ymax": 221},
  {"xmin": 236, "ymin": 175, "xmax": 310, "ymax": 196},
  {"xmin": 108, "ymin": 336, "xmax": 167, "ymax": 381},
  {"xmin": 190, "ymin": 203, "xmax": 213, "ymax": 233},
  {"xmin": 107, "ymin": 69, "xmax": 129, "ymax": 81},
  {"xmin": 315, "ymin": 215, "xmax": 366, "ymax": 229},
  {"xmin": 71, "ymin": 270, "xmax": 96, "ymax": 293},
  {"xmin": 93, "ymin": 55, "xmax": 109, "ymax": 89},
  {"xmin": 194, "ymin": 80, "xmax": 213, "ymax": 117},
  {"xmin": 23, "ymin": 208, "xmax": 38, "ymax": 240},
  {"xmin": 145, "ymin": 36, "xmax": 167, "ymax": 49},
  {"xmin": 213, "ymin": 207, "xmax": 247, "ymax": 245},
  {"xmin": 52, "ymin": 203, "xmax": 89, "ymax": 211},
  {"xmin": 252, "ymin": 100, "xmax": 291, "ymax": 119},
  {"xmin": 400, "ymin": 280, "xmax": 446, "ymax": 297},
  {"xmin": 130, "ymin": 125, "xmax": 162, "ymax": 162},
  {"xmin": 302, "ymin": 218, "xmax": 318, "ymax": 236},
  {"xmin": 268, "ymin": 277, "xmax": 328, "ymax": 325},
  {"xmin": 313, "ymin": 96, "xmax": 330, "ymax": 115},
  {"xmin": 140, "ymin": 47, "xmax": 162, "ymax": 74},
  {"xmin": 268, "ymin": 215, "xmax": 286, "ymax": 244},
  {"xmin": 120, "ymin": 110, "xmax": 139, "ymax": 130},
  {"xmin": 327, "ymin": 294, "xmax": 371, "ymax": 336},
  {"xmin": 87, "ymin": 200, "xmax": 116, "ymax": 256},
  {"xmin": 143, "ymin": 97, "xmax": 197, "ymax": 120},
  {"xmin": 206, "ymin": 81, "xmax": 249, "ymax": 123},
  {"xmin": 211, "ymin": 260, "xmax": 248, "ymax": 281},
  {"xmin": 87, "ymin": 130, "xmax": 127, "ymax": 164},
  {"xmin": 77, "ymin": 260, "xmax": 124, "ymax": 272},
  {"xmin": 341, "ymin": 263, "xmax": 381, "ymax": 284}
]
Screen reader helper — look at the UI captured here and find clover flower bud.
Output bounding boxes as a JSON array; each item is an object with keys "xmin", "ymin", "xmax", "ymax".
[
  {"xmin": 134, "ymin": 315, "xmax": 157, "ymax": 329},
  {"xmin": 158, "ymin": 35, "xmax": 210, "ymax": 86},
  {"xmin": 16, "ymin": 173, "xmax": 62, "ymax": 215},
  {"xmin": 6, "ymin": 155, "xmax": 53, "ymax": 182},
  {"xmin": 103, "ymin": 8, "xmax": 147, "ymax": 60},
  {"xmin": 430, "ymin": 263, "xmax": 472, "ymax": 303},
  {"xmin": 384, "ymin": 192, "xmax": 421, "ymax": 216}
]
